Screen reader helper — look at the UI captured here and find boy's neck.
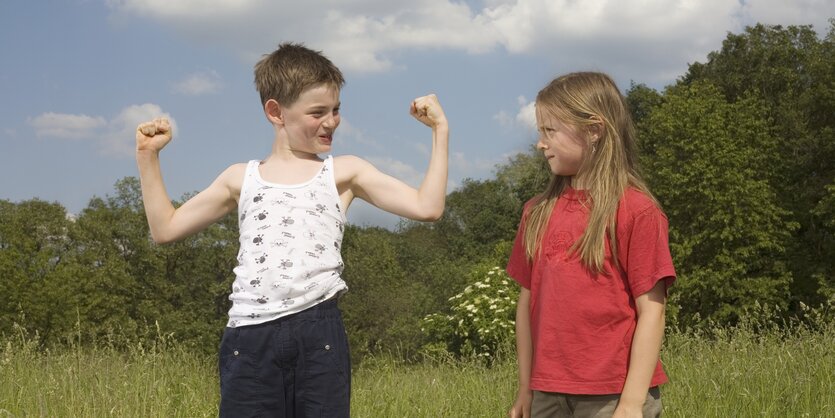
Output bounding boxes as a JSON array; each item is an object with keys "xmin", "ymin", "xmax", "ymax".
[
  {"xmin": 267, "ymin": 141, "xmax": 321, "ymax": 163},
  {"xmin": 268, "ymin": 132, "xmax": 322, "ymax": 162}
]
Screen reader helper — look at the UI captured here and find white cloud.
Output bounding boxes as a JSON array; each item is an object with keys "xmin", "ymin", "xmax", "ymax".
[
  {"xmin": 28, "ymin": 104, "xmax": 175, "ymax": 157},
  {"xmin": 493, "ymin": 110, "xmax": 513, "ymax": 127},
  {"xmin": 104, "ymin": 103, "xmax": 176, "ymax": 156},
  {"xmin": 493, "ymin": 95, "xmax": 536, "ymax": 132},
  {"xmin": 336, "ymin": 118, "xmax": 381, "ymax": 150},
  {"xmin": 515, "ymin": 96, "xmax": 536, "ymax": 131},
  {"xmin": 173, "ymin": 70, "xmax": 223, "ymax": 95},
  {"xmin": 741, "ymin": 0, "xmax": 835, "ymax": 30},
  {"xmin": 451, "ymin": 151, "xmax": 499, "ymax": 175},
  {"xmin": 366, "ymin": 156, "xmax": 424, "ymax": 187},
  {"xmin": 107, "ymin": 1, "xmax": 835, "ymax": 85},
  {"xmin": 29, "ymin": 113, "xmax": 107, "ymax": 139}
]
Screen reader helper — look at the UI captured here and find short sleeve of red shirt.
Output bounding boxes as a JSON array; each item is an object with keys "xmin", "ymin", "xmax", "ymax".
[
  {"xmin": 506, "ymin": 201, "xmax": 534, "ymax": 289},
  {"xmin": 617, "ymin": 193, "xmax": 677, "ymax": 297}
]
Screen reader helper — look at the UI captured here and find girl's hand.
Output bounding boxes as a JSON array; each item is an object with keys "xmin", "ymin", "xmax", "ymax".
[
  {"xmin": 612, "ymin": 403, "xmax": 643, "ymax": 418},
  {"xmin": 507, "ymin": 390, "xmax": 532, "ymax": 418},
  {"xmin": 410, "ymin": 94, "xmax": 448, "ymax": 130},
  {"xmin": 136, "ymin": 117, "xmax": 172, "ymax": 153}
]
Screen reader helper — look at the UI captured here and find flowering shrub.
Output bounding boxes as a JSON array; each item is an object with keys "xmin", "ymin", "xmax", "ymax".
[{"xmin": 421, "ymin": 265, "xmax": 518, "ymax": 360}]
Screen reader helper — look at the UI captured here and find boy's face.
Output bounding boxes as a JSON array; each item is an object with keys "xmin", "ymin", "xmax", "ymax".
[{"xmin": 279, "ymin": 84, "xmax": 341, "ymax": 154}]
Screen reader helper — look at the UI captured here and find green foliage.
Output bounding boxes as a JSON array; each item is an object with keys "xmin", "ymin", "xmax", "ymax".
[
  {"xmin": 637, "ymin": 80, "xmax": 796, "ymax": 326},
  {"xmin": 2, "ymin": 22, "xmax": 834, "ymax": 368},
  {"xmin": 682, "ymin": 22, "xmax": 835, "ymax": 307},
  {"xmin": 340, "ymin": 225, "xmax": 427, "ymax": 361},
  {"xmin": 434, "ymin": 178, "xmax": 522, "ymax": 262}
]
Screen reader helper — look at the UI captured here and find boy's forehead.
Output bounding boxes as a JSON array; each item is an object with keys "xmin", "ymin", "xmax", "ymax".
[{"xmin": 292, "ymin": 84, "xmax": 341, "ymax": 107}]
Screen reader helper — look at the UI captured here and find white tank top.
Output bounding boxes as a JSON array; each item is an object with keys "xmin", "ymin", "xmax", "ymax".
[{"xmin": 227, "ymin": 156, "xmax": 347, "ymax": 327}]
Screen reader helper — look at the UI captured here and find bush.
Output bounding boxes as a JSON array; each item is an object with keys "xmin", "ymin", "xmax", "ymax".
[{"xmin": 421, "ymin": 265, "xmax": 518, "ymax": 361}]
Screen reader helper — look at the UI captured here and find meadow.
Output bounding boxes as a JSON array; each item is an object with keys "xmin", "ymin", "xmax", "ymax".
[{"xmin": 1, "ymin": 317, "xmax": 832, "ymax": 417}]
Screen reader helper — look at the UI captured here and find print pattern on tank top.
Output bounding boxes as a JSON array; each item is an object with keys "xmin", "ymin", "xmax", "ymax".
[{"xmin": 228, "ymin": 156, "xmax": 347, "ymax": 327}]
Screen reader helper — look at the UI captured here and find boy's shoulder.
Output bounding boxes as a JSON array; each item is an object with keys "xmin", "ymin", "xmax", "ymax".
[
  {"xmin": 332, "ymin": 154, "xmax": 372, "ymax": 176},
  {"xmin": 214, "ymin": 162, "xmax": 249, "ymax": 193},
  {"xmin": 221, "ymin": 162, "xmax": 249, "ymax": 179}
]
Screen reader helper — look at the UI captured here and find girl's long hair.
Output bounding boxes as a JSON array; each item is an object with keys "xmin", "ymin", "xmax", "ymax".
[{"xmin": 523, "ymin": 72, "xmax": 657, "ymax": 273}]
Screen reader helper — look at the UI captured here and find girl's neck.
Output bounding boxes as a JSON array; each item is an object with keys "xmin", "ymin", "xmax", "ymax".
[{"xmin": 569, "ymin": 175, "xmax": 589, "ymax": 190}]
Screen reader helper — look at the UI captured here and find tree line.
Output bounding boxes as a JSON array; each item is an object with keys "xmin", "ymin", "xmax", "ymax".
[{"xmin": 1, "ymin": 23, "xmax": 833, "ymax": 361}]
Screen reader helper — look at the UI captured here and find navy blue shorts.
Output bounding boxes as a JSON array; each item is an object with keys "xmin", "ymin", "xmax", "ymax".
[{"xmin": 218, "ymin": 298, "xmax": 351, "ymax": 417}]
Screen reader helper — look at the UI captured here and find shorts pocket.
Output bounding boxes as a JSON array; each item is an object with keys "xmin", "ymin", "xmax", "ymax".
[
  {"xmin": 304, "ymin": 316, "xmax": 350, "ymax": 381},
  {"xmin": 219, "ymin": 327, "xmax": 261, "ymax": 394}
]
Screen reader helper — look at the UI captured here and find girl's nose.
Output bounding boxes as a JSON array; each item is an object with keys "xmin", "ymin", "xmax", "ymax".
[{"xmin": 536, "ymin": 137, "xmax": 548, "ymax": 150}]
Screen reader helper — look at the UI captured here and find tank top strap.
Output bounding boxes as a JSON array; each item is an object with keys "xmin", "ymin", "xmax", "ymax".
[{"xmin": 238, "ymin": 160, "xmax": 262, "ymax": 216}]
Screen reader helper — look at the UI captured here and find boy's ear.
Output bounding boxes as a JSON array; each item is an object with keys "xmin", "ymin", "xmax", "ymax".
[{"xmin": 264, "ymin": 99, "xmax": 284, "ymax": 125}]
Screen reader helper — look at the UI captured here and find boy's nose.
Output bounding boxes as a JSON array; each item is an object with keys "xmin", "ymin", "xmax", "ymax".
[{"xmin": 323, "ymin": 113, "xmax": 339, "ymax": 129}]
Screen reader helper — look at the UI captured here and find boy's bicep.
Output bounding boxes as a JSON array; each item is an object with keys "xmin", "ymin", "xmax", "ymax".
[
  {"xmin": 349, "ymin": 158, "xmax": 424, "ymax": 218},
  {"xmin": 165, "ymin": 167, "xmax": 240, "ymax": 240}
]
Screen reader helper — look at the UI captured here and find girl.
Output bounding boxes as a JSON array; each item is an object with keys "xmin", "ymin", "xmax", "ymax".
[{"xmin": 506, "ymin": 72, "xmax": 676, "ymax": 418}]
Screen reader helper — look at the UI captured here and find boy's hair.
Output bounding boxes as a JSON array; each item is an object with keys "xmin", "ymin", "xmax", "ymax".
[
  {"xmin": 523, "ymin": 72, "xmax": 657, "ymax": 272},
  {"xmin": 254, "ymin": 42, "xmax": 345, "ymax": 106}
]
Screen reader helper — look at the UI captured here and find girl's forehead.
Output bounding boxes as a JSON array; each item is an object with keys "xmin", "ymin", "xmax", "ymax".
[{"xmin": 536, "ymin": 108, "xmax": 564, "ymax": 126}]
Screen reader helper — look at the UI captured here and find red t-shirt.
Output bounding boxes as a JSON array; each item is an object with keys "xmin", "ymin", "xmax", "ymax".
[{"xmin": 506, "ymin": 187, "xmax": 676, "ymax": 394}]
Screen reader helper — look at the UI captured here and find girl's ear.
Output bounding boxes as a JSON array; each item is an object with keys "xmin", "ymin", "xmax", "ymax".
[
  {"xmin": 587, "ymin": 116, "xmax": 604, "ymax": 144},
  {"xmin": 264, "ymin": 99, "xmax": 284, "ymax": 126}
]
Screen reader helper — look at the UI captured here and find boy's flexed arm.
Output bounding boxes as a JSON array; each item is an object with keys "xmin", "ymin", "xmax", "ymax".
[
  {"xmin": 136, "ymin": 118, "xmax": 239, "ymax": 244},
  {"xmin": 346, "ymin": 94, "xmax": 449, "ymax": 221}
]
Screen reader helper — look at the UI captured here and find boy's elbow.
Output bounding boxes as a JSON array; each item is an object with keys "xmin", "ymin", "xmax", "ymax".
[
  {"xmin": 150, "ymin": 232, "xmax": 172, "ymax": 245},
  {"xmin": 416, "ymin": 207, "xmax": 444, "ymax": 222},
  {"xmin": 149, "ymin": 228, "xmax": 176, "ymax": 245}
]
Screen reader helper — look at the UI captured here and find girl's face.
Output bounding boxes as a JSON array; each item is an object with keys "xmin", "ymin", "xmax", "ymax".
[{"xmin": 535, "ymin": 108, "xmax": 591, "ymax": 182}]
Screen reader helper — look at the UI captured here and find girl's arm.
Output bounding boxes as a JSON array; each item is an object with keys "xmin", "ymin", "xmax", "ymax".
[
  {"xmin": 508, "ymin": 288, "xmax": 532, "ymax": 418},
  {"xmin": 613, "ymin": 280, "xmax": 667, "ymax": 418}
]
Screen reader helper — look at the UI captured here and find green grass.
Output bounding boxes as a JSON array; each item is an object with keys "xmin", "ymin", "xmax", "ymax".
[{"xmin": 1, "ymin": 322, "xmax": 832, "ymax": 417}]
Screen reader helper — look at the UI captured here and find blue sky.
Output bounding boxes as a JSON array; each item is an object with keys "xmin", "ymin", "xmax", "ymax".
[{"xmin": 1, "ymin": 0, "xmax": 833, "ymax": 228}]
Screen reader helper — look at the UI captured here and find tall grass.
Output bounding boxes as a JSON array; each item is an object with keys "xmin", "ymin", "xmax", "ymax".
[
  {"xmin": 0, "ymin": 323, "xmax": 217, "ymax": 417},
  {"xmin": 1, "ymin": 315, "xmax": 832, "ymax": 417}
]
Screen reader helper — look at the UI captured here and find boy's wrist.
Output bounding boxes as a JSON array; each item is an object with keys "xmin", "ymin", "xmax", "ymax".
[
  {"xmin": 136, "ymin": 149, "xmax": 161, "ymax": 160},
  {"xmin": 431, "ymin": 122, "xmax": 449, "ymax": 135}
]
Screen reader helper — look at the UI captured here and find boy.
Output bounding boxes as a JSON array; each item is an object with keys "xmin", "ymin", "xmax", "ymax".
[{"xmin": 135, "ymin": 42, "xmax": 448, "ymax": 417}]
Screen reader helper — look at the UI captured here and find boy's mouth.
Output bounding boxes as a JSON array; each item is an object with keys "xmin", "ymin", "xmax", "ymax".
[{"xmin": 319, "ymin": 134, "xmax": 333, "ymax": 145}]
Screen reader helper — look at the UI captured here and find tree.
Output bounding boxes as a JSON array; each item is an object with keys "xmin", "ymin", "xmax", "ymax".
[
  {"xmin": 340, "ymin": 225, "xmax": 425, "ymax": 360},
  {"xmin": 682, "ymin": 22, "xmax": 835, "ymax": 306},
  {"xmin": 638, "ymin": 81, "xmax": 796, "ymax": 326},
  {"xmin": 0, "ymin": 199, "xmax": 74, "ymax": 343}
]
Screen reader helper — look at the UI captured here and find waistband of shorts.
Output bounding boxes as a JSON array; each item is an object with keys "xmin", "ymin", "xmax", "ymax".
[{"xmin": 257, "ymin": 296, "xmax": 341, "ymax": 327}]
